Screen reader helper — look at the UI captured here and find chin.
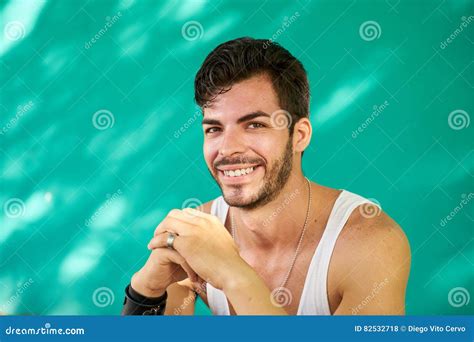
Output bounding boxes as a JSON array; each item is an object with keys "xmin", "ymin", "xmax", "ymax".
[
  {"xmin": 221, "ymin": 186, "xmax": 260, "ymax": 208},
  {"xmin": 222, "ymin": 188, "xmax": 272, "ymax": 210}
]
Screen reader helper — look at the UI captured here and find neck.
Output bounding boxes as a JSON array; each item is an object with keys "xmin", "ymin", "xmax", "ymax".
[{"xmin": 230, "ymin": 171, "xmax": 312, "ymax": 252}]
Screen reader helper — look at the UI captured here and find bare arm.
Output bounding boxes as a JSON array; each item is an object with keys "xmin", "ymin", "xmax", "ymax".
[
  {"xmin": 333, "ymin": 211, "xmax": 411, "ymax": 315},
  {"xmin": 222, "ymin": 263, "xmax": 288, "ymax": 315},
  {"xmin": 164, "ymin": 281, "xmax": 196, "ymax": 315}
]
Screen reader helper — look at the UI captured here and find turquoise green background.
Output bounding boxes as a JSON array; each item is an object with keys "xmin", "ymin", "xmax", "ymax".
[{"xmin": 0, "ymin": 0, "xmax": 472, "ymax": 315}]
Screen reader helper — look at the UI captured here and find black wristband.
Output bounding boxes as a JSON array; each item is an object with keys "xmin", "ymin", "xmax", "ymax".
[{"xmin": 121, "ymin": 284, "xmax": 167, "ymax": 315}]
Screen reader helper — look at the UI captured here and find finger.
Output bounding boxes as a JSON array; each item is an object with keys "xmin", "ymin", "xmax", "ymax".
[
  {"xmin": 176, "ymin": 208, "xmax": 215, "ymax": 223},
  {"xmin": 180, "ymin": 259, "xmax": 198, "ymax": 283},
  {"xmin": 153, "ymin": 215, "xmax": 194, "ymax": 237},
  {"xmin": 160, "ymin": 248, "xmax": 197, "ymax": 282},
  {"xmin": 192, "ymin": 276, "xmax": 207, "ymax": 294},
  {"xmin": 147, "ymin": 232, "xmax": 172, "ymax": 250}
]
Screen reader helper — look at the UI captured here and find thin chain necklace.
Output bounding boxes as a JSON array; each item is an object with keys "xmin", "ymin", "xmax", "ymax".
[{"xmin": 230, "ymin": 177, "xmax": 312, "ymax": 297}]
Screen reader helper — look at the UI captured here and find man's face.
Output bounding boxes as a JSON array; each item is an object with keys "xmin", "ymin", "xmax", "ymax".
[{"xmin": 202, "ymin": 73, "xmax": 294, "ymax": 210}]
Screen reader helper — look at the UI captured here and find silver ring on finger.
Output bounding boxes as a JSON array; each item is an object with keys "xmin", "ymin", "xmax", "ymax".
[{"xmin": 166, "ymin": 232, "xmax": 176, "ymax": 250}]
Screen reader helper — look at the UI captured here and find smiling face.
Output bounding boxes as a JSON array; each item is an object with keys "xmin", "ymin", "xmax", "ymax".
[{"xmin": 202, "ymin": 73, "xmax": 296, "ymax": 210}]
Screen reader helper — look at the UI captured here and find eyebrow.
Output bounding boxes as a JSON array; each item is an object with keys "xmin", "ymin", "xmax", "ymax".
[{"xmin": 201, "ymin": 111, "xmax": 271, "ymax": 126}]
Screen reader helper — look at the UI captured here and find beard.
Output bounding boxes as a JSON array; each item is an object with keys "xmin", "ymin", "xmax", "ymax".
[{"xmin": 210, "ymin": 137, "xmax": 294, "ymax": 210}]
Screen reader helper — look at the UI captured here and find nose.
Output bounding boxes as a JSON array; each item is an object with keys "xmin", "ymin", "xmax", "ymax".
[{"xmin": 218, "ymin": 126, "xmax": 246, "ymax": 157}]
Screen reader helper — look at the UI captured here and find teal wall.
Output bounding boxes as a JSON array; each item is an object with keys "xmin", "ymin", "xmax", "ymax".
[{"xmin": 0, "ymin": 0, "xmax": 472, "ymax": 315}]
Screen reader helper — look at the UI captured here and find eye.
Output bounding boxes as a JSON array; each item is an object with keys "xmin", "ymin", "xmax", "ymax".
[
  {"xmin": 248, "ymin": 122, "xmax": 266, "ymax": 129},
  {"xmin": 205, "ymin": 127, "xmax": 221, "ymax": 134}
]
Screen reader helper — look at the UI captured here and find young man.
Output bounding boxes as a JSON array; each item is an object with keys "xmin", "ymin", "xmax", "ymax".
[{"xmin": 122, "ymin": 37, "xmax": 411, "ymax": 316}]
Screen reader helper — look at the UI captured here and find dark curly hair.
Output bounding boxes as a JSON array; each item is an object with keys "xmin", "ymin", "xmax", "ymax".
[{"xmin": 194, "ymin": 37, "xmax": 310, "ymax": 135}]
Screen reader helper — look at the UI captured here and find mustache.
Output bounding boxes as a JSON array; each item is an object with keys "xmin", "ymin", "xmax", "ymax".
[{"xmin": 214, "ymin": 157, "xmax": 264, "ymax": 168}]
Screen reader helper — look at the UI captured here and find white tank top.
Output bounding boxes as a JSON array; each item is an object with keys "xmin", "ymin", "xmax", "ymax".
[{"xmin": 206, "ymin": 189, "xmax": 380, "ymax": 315}]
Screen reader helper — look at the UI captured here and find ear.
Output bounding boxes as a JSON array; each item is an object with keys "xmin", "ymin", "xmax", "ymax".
[{"xmin": 292, "ymin": 118, "xmax": 312, "ymax": 153}]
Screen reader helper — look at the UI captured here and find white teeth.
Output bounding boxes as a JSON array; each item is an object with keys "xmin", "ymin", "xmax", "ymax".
[{"xmin": 223, "ymin": 166, "xmax": 256, "ymax": 177}]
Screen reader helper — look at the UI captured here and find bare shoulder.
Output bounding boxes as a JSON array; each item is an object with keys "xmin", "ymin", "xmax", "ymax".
[
  {"xmin": 311, "ymin": 183, "xmax": 410, "ymax": 253},
  {"xmin": 340, "ymin": 205, "xmax": 411, "ymax": 260},
  {"xmin": 330, "ymin": 202, "xmax": 411, "ymax": 302}
]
